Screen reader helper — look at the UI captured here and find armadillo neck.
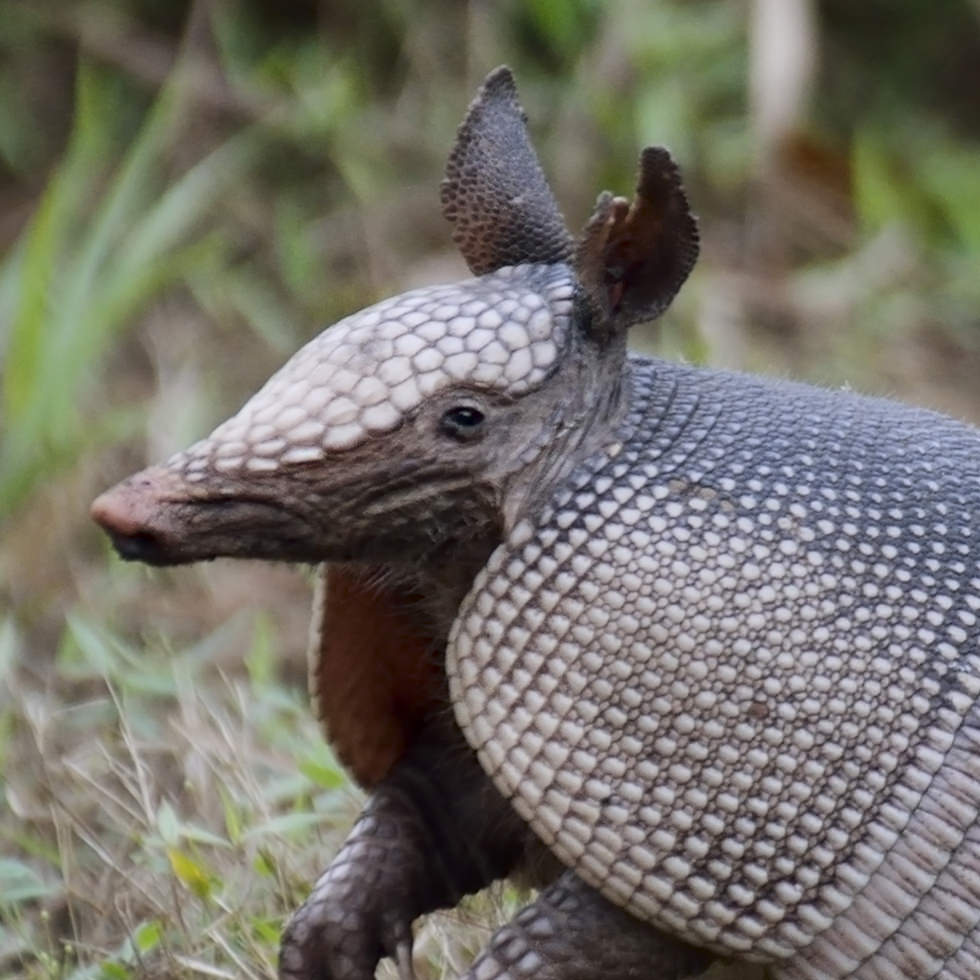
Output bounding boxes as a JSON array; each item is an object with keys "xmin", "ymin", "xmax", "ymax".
[
  {"xmin": 499, "ymin": 318, "xmax": 632, "ymax": 533},
  {"xmin": 384, "ymin": 532, "xmax": 507, "ymax": 642}
]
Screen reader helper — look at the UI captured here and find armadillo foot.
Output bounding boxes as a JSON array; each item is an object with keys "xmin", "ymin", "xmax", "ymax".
[
  {"xmin": 279, "ymin": 720, "xmax": 528, "ymax": 980},
  {"xmin": 460, "ymin": 870, "xmax": 714, "ymax": 980},
  {"xmin": 278, "ymin": 789, "xmax": 424, "ymax": 980}
]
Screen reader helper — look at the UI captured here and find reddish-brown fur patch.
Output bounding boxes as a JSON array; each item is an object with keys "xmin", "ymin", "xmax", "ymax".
[{"xmin": 310, "ymin": 566, "xmax": 443, "ymax": 787}]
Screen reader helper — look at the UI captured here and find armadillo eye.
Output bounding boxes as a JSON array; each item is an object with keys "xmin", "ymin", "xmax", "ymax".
[{"xmin": 440, "ymin": 405, "xmax": 486, "ymax": 441}]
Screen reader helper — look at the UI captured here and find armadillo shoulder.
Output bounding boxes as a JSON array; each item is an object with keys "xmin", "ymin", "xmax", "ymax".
[{"xmin": 448, "ymin": 356, "xmax": 980, "ymax": 971}]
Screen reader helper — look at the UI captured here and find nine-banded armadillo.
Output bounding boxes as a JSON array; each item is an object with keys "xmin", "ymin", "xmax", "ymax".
[{"xmin": 90, "ymin": 67, "xmax": 980, "ymax": 980}]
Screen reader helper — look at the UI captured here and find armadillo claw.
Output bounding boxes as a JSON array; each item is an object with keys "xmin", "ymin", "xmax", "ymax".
[
  {"xmin": 278, "ymin": 808, "xmax": 421, "ymax": 980},
  {"xmin": 279, "ymin": 861, "xmax": 416, "ymax": 980},
  {"xmin": 459, "ymin": 871, "xmax": 715, "ymax": 980}
]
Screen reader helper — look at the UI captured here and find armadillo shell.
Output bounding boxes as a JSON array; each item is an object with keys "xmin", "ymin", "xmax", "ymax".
[{"xmin": 449, "ymin": 354, "xmax": 980, "ymax": 979}]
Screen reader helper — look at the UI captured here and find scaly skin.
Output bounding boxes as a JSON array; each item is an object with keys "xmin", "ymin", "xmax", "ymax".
[
  {"xmin": 279, "ymin": 719, "xmax": 529, "ymax": 980},
  {"xmin": 279, "ymin": 717, "xmax": 719, "ymax": 980},
  {"xmin": 460, "ymin": 871, "xmax": 714, "ymax": 980}
]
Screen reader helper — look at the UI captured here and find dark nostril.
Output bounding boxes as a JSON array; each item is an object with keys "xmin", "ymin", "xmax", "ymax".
[
  {"xmin": 108, "ymin": 529, "xmax": 166, "ymax": 564},
  {"xmin": 90, "ymin": 482, "xmax": 175, "ymax": 564}
]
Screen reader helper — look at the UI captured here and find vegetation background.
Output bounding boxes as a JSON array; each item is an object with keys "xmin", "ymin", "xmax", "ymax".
[{"xmin": 2, "ymin": 1, "xmax": 979, "ymax": 977}]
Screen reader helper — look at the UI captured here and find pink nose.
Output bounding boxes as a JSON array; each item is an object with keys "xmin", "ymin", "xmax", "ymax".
[
  {"xmin": 92, "ymin": 467, "xmax": 174, "ymax": 532},
  {"xmin": 90, "ymin": 471, "xmax": 177, "ymax": 564},
  {"xmin": 91, "ymin": 484, "xmax": 148, "ymax": 537}
]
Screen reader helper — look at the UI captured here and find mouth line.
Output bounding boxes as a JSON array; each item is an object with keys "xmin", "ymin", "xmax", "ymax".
[
  {"xmin": 108, "ymin": 528, "xmax": 176, "ymax": 565},
  {"xmin": 102, "ymin": 490, "xmax": 317, "ymax": 566}
]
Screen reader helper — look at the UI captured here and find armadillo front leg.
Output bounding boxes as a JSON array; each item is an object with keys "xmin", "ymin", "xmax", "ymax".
[
  {"xmin": 279, "ymin": 720, "xmax": 529, "ymax": 980},
  {"xmin": 461, "ymin": 870, "xmax": 715, "ymax": 980}
]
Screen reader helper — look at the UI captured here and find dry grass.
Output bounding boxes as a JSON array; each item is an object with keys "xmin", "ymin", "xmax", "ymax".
[{"xmin": 1, "ymin": 553, "xmax": 529, "ymax": 978}]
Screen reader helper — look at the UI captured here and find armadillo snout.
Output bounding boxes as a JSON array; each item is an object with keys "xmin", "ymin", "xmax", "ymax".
[
  {"xmin": 91, "ymin": 470, "xmax": 188, "ymax": 566},
  {"xmin": 92, "ymin": 459, "xmax": 329, "ymax": 566}
]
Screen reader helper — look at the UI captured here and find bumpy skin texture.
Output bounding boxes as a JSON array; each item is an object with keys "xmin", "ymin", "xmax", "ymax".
[
  {"xmin": 279, "ymin": 719, "xmax": 529, "ymax": 980},
  {"xmin": 170, "ymin": 264, "xmax": 574, "ymax": 475},
  {"xmin": 279, "ymin": 717, "xmax": 717, "ymax": 980},
  {"xmin": 442, "ymin": 67, "xmax": 573, "ymax": 276},
  {"xmin": 461, "ymin": 870, "xmax": 713, "ymax": 980},
  {"xmin": 450, "ymin": 355, "xmax": 980, "ymax": 979}
]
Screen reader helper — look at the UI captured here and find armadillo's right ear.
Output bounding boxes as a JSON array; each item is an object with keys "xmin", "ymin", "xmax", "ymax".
[
  {"xmin": 575, "ymin": 146, "xmax": 699, "ymax": 339},
  {"xmin": 441, "ymin": 67, "xmax": 573, "ymax": 276}
]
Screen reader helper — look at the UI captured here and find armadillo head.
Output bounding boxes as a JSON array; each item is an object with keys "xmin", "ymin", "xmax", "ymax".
[
  {"xmin": 91, "ymin": 67, "xmax": 698, "ymax": 569},
  {"xmin": 91, "ymin": 263, "xmax": 583, "ymax": 565}
]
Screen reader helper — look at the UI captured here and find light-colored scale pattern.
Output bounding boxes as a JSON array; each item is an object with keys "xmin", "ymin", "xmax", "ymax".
[
  {"xmin": 449, "ymin": 356, "xmax": 980, "ymax": 978},
  {"xmin": 167, "ymin": 264, "xmax": 575, "ymax": 477}
]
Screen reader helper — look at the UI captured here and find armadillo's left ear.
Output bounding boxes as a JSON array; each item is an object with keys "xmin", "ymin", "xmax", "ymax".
[
  {"xmin": 575, "ymin": 146, "xmax": 699, "ymax": 338},
  {"xmin": 442, "ymin": 67, "xmax": 573, "ymax": 275}
]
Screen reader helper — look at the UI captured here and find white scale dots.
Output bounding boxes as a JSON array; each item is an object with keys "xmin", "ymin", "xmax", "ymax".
[
  {"xmin": 448, "ymin": 355, "xmax": 980, "ymax": 977},
  {"xmin": 168, "ymin": 264, "xmax": 574, "ymax": 475}
]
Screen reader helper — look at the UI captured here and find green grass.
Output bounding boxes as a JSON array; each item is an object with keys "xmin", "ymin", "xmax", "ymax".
[
  {"xmin": 0, "ymin": 593, "xmax": 530, "ymax": 979},
  {"xmin": 1, "ymin": 602, "xmax": 333, "ymax": 978},
  {"xmin": 1, "ymin": 2, "xmax": 979, "ymax": 978}
]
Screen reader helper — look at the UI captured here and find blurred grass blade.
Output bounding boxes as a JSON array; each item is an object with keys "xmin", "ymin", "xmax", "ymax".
[
  {"xmin": 0, "ymin": 59, "xmax": 262, "ymax": 519},
  {"xmin": 0, "ymin": 858, "xmax": 56, "ymax": 903},
  {"xmin": 167, "ymin": 847, "xmax": 215, "ymax": 900}
]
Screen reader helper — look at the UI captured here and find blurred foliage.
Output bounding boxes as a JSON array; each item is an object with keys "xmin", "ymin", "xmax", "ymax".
[
  {"xmin": 1, "ymin": 603, "xmax": 355, "ymax": 979},
  {"xmin": 0, "ymin": 61, "xmax": 262, "ymax": 515},
  {"xmin": 1, "ymin": 0, "xmax": 979, "ymax": 977}
]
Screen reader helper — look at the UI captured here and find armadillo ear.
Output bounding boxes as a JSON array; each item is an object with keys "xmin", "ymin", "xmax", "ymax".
[
  {"xmin": 442, "ymin": 66, "xmax": 573, "ymax": 276},
  {"xmin": 575, "ymin": 146, "xmax": 699, "ymax": 338}
]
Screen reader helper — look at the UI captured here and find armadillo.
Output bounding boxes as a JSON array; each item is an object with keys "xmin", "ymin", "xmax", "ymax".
[{"xmin": 90, "ymin": 67, "xmax": 980, "ymax": 980}]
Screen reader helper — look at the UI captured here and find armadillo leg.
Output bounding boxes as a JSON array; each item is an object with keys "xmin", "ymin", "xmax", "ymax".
[
  {"xmin": 461, "ymin": 870, "xmax": 716, "ymax": 980},
  {"xmin": 279, "ymin": 721, "xmax": 529, "ymax": 980}
]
